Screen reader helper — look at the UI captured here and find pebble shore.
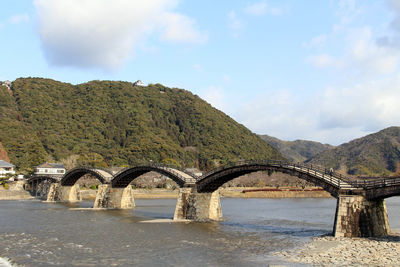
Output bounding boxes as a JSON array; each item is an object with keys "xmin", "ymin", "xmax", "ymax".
[{"xmin": 273, "ymin": 235, "xmax": 400, "ymax": 266}]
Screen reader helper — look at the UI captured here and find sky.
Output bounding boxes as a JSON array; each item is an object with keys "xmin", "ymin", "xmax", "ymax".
[{"xmin": 1, "ymin": 0, "xmax": 400, "ymax": 146}]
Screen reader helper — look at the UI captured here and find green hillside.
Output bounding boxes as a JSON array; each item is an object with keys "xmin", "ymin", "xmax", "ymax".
[
  {"xmin": 259, "ymin": 134, "xmax": 334, "ymax": 162},
  {"xmin": 0, "ymin": 78, "xmax": 282, "ymax": 172},
  {"xmin": 306, "ymin": 127, "xmax": 400, "ymax": 176}
]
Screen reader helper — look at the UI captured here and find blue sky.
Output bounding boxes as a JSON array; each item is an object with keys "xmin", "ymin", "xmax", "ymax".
[{"xmin": 1, "ymin": 0, "xmax": 400, "ymax": 145}]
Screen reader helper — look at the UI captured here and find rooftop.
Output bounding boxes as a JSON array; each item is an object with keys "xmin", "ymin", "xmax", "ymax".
[{"xmin": 0, "ymin": 160, "xmax": 14, "ymax": 168}]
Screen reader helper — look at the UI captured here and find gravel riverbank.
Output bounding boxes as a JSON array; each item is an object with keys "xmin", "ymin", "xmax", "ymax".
[{"xmin": 273, "ymin": 234, "xmax": 400, "ymax": 266}]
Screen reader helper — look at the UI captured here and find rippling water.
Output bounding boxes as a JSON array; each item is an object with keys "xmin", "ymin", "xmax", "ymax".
[{"xmin": 0, "ymin": 197, "xmax": 399, "ymax": 266}]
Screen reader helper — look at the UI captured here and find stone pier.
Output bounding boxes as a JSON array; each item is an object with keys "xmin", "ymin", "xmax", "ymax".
[
  {"xmin": 46, "ymin": 184, "xmax": 81, "ymax": 202},
  {"xmin": 93, "ymin": 185, "xmax": 135, "ymax": 209},
  {"xmin": 173, "ymin": 188, "xmax": 222, "ymax": 221},
  {"xmin": 46, "ymin": 183, "xmax": 60, "ymax": 202},
  {"xmin": 333, "ymin": 195, "xmax": 390, "ymax": 237}
]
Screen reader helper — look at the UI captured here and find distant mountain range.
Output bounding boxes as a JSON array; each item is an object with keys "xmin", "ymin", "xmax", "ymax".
[
  {"xmin": 261, "ymin": 127, "xmax": 400, "ymax": 176},
  {"xmin": 305, "ymin": 127, "xmax": 400, "ymax": 176},
  {"xmin": 259, "ymin": 135, "xmax": 334, "ymax": 162}
]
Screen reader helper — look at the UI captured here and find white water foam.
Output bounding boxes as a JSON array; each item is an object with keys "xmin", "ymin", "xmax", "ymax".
[{"xmin": 0, "ymin": 257, "xmax": 14, "ymax": 267}]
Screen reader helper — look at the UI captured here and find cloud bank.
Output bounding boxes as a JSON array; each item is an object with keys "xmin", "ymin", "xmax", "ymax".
[
  {"xmin": 34, "ymin": 0, "xmax": 207, "ymax": 70},
  {"xmin": 235, "ymin": 1, "xmax": 400, "ymax": 145}
]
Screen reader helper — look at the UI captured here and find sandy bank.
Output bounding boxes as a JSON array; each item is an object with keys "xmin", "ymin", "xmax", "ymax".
[{"xmin": 273, "ymin": 234, "xmax": 400, "ymax": 266}]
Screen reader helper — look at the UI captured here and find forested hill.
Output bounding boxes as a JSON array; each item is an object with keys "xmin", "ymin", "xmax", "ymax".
[
  {"xmin": 306, "ymin": 127, "xmax": 400, "ymax": 176},
  {"xmin": 0, "ymin": 78, "xmax": 283, "ymax": 172}
]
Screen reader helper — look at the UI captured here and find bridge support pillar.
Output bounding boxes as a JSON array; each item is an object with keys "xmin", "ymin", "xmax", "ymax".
[
  {"xmin": 174, "ymin": 188, "xmax": 222, "ymax": 221},
  {"xmin": 46, "ymin": 183, "xmax": 60, "ymax": 202},
  {"xmin": 93, "ymin": 185, "xmax": 135, "ymax": 209},
  {"xmin": 56, "ymin": 184, "xmax": 81, "ymax": 202},
  {"xmin": 333, "ymin": 195, "xmax": 390, "ymax": 237}
]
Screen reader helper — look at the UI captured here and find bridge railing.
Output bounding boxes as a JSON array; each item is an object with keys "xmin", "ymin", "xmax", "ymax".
[
  {"xmin": 351, "ymin": 176, "xmax": 400, "ymax": 189},
  {"xmin": 66, "ymin": 166, "xmax": 114, "ymax": 176},
  {"xmin": 197, "ymin": 160, "xmax": 359, "ymax": 189},
  {"xmin": 197, "ymin": 159, "xmax": 284, "ymax": 180}
]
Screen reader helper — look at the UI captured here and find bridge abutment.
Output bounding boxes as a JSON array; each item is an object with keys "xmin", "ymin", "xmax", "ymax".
[
  {"xmin": 93, "ymin": 185, "xmax": 135, "ymax": 209},
  {"xmin": 174, "ymin": 188, "xmax": 222, "ymax": 221},
  {"xmin": 333, "ymin": 195, "xmax": 390, "ymax": 237}
]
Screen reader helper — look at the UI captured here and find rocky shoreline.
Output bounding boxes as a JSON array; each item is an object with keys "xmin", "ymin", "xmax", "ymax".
[{"xmin": 273, "ymin": 234, "xmax": 400, "ymax": 266}]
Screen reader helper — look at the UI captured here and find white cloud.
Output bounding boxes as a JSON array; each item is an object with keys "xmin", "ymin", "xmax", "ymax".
[
  {"xmin": 260, "ymin": 1, "xmax": 399, "ymax": 144},
  {"xmin": 8, "ymin": 14, "xmax": 30, "ymax": 24},
  {"xmin": 33, "ymin": 0, "xmax": 207, "ymax": 70},
  {"xmin": 244, "ymin": 1, "xmax": 268, "ymax": 16},
  {"xmin": 235, "ymin": 74, "xmax": 400, "ymax": 145},
  {"xmin": 306, "ymin": 54, "xmax": 336, "ymax": 68},
  {"xmin": 307, "ymin": 27, "xmax": 400, "ymax": 76},
  {"xmin": 227, "ymin": 10, "xmax": 244, "ymax": 37},
  {"xmin": 244, "ymin": 1, "xmax": 285, "ymax": 16},
  {"xmin": 159, "ymin": 13, "xmax": 207, "ymax": 44},
  {"xmin": 303, "ymin": 34, "xmax": 328, "ymax": 48},
  {"xmin": 318, "ymin": 77, "xmax": 400, "ymax": 131}
]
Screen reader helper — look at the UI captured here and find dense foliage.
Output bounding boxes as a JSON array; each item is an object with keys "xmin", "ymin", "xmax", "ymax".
[
  {"xmin": 0, "ymin": 78, "xmax": 282, "ymax": 172},
  {"xmin": 259, "ymin": 134, "xmax": 334, "ymax": 162},
  {"xmin": 306, "ymin": 127, "xmax": 400, "ymax": 176}
]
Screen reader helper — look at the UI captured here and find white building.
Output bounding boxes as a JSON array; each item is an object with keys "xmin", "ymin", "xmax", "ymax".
[
  {"xmin": 0, "ymin": 160, "xmax": 16, "ymax": 178},
  {"xmin": 133, "ymin": 80, "xmax": 145, "ymax": 86},
  {"xmin": 34, "ymin": 162, "xmax": 66, "ymax": 176}
]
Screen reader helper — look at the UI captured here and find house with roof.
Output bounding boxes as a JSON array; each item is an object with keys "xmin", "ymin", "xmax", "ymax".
[
  {"xmin": 34, "ymin": 162, "xmax": 66, "ymax": 177},
  {"xmin": 0, "ymin": 160, "xmax": 16, "ymax": 178}
]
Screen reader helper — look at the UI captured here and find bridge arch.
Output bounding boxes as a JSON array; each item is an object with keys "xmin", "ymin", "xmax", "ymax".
[
  {"xmin": 61, "ymin": 167, "xmax": 113, "ymax": 186},
  {"xmin": 111, "ymin": 166, "xmax": 193, "ymax": 188},
  {"xmin": 195, "ymin": 161, "xmax": 345, "ymax": 197}
]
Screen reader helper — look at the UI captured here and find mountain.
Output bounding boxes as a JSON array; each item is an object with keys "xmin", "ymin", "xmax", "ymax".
[
  {"xmin": 306, "ymin": 127, "xmax": 400, "ymax": 176},
  {"xmin": 259, "ymin": 134, "xmax": 334, "ymax": 162},
  {"xmin": 0, "ymin": 78, "xmax": 283, "ymax": 172}
]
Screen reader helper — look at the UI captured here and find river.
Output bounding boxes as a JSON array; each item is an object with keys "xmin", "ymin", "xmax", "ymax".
[{"xmin": 0, "ymin": 197, "xmax": 399, "ymax": 266}]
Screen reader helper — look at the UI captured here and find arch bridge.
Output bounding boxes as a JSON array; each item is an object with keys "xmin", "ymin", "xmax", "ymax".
[{"xmin": 27, "ymin": 161, "xmax": 400, "ymax": 238}]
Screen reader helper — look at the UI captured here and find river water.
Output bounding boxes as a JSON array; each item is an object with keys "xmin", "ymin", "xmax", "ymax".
[{"xmin": 0, "ymin": 197, "xmax": 399, "ymax": 266}]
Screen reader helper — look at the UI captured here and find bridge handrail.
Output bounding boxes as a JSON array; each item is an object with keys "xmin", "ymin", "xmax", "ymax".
[
  {"xmin": 65, "ymin": 166, "xmax": 114, "ymax": 176},
  {"xmin": 353, "ymin": 177, "xmax": 400, "ymax": 189}
]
